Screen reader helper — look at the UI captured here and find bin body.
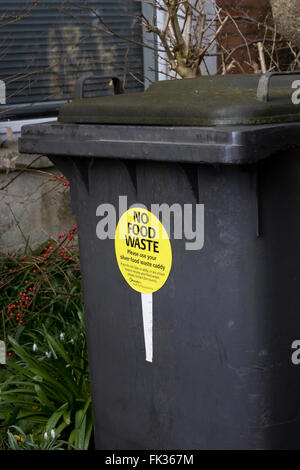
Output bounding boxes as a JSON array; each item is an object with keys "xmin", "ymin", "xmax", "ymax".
[
  {"xmin": 19, "ymin": 74, "xmax": 300, "ymax": 450},
  {"xmin": 79, "ymin": 153, "xmax": 300, "ymax": 450}
]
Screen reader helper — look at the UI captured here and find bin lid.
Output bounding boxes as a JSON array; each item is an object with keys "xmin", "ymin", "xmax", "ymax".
[{"xmin": 59, "ymin": 73, "xmax": 300, "ymax": 127}]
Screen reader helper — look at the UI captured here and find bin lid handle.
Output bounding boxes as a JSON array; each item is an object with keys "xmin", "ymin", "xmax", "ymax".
[
  {"xmin": 73, "ymin": 75, "xmax": 124, "ymax": 100},
  {"xmin": 257, "ymin": 71, "xmax": 300, "ymax": 102}
]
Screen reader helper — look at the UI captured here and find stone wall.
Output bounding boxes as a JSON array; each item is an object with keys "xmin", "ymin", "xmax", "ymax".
[{"xmin": 0, "ymin": 120, "xmax": 76, "ymax": 254}]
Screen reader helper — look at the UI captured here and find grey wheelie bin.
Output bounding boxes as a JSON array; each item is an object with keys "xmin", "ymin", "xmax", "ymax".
[{"xmin": 19, "ymin": 72, "xmax": 300, "ymax": 450}]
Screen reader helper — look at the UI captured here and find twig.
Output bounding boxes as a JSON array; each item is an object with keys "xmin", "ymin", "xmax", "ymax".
[
  {"xmin": 257, "ymin": 42, "xmax": 267, "ymax": 73},
  {"xmin": 0, "ymin": 156, "xmax": 42, "ymax": 191}
]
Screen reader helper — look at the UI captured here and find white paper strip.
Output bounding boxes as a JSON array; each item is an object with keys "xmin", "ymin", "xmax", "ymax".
[
  {"xmin": 141, "ymin": 292, "xmax": 153, "ymax": 363},
  {"xmin": 0, "ymin": 340, "xmax": 6, "ymax": 365}
]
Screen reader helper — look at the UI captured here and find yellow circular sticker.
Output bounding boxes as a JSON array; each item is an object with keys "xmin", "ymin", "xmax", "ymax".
[{"xmin": 115, "ymin": 207, "xmax": 172, "ymax": 293}]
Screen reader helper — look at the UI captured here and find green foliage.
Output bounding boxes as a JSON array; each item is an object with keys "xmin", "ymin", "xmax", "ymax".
[
  {"xmin": 0, "ymin": 236, "xmax": 94, "ymax": 450},
  {"xmin": 0, "ymin": 316, "xmax": 92, "ymax": 450},
  {"xmin": 5, "ymin": 425, "xmax": 67, "ymax": 450}
]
